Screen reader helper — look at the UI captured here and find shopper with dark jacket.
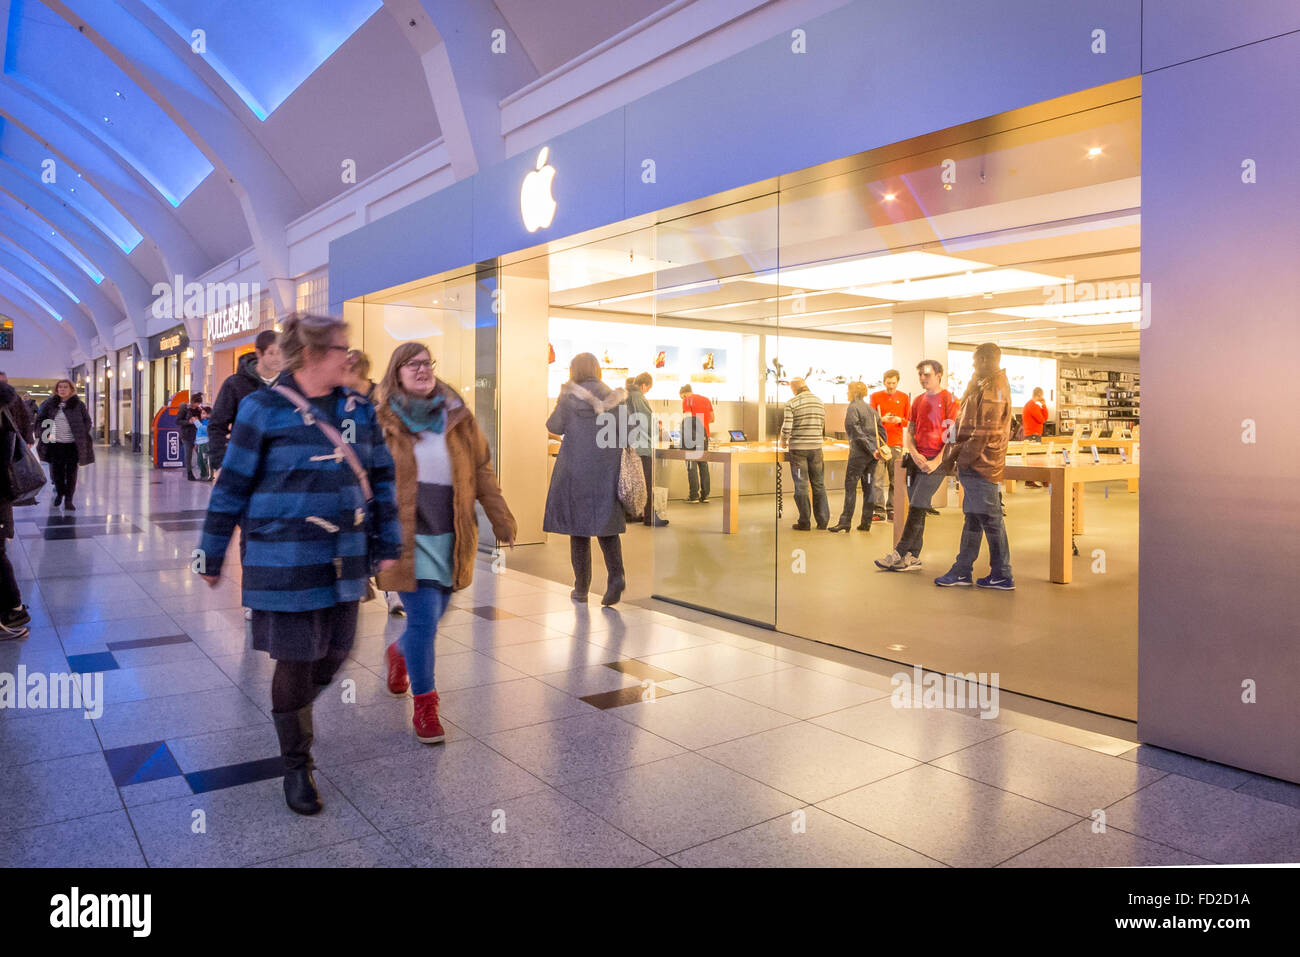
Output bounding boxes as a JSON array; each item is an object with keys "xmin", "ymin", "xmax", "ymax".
[
  {"xmin": 0, "ymin": 372, "xmax": 33, "ymax": 444},
  {"xmin": 198, "ymin": 314, "xmax": 402, "ymax": 815},
  {"xmin": 0, "ymin": 381, "xmax": 32, "ymax": 639},
  {"xmin": 177, "ymin": 392, "xmax": 204, "ymax": 480},
  {"xmin": 374, "ymin": 342, "xmax": 517, "ymax": 743},
  {"xmin": 544, "ymin": 353, "xmax": 628, "ymax": 606},
  {"xmin": 627, "ymin": 372, "xmax": 667, "ymax": 527},
  {"xmin": 36, "ymin": 380, "xmax": 94, "ymax": 511},
  {"xmin": 209, "ymin": 330, "xmax": 282, "ymax": 474},
  {"xmin": 829, "ymin": 381, "xmax": 883, "ymax": 533}
]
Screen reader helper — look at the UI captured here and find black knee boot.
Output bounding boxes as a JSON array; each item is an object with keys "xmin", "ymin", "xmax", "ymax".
[
  {"xmin": 599, "ymin": 535, "xmax": 625, "ymax": 606},
  {"xmin": 271, "ymin": 705, "xmax": 322, "ymax": 815},
  {"xmin": 570, "ymin": 537, "xmax": 592, "ymax": 601}
]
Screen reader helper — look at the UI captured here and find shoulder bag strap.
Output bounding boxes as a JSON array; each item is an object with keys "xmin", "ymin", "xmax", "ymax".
[{"xmin": 272, "ymin": 384, "xmax": 373, "ymax": 502}]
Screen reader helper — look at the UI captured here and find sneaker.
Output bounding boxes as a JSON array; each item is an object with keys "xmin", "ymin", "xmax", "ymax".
[
  {"xmin": 698, "ymin": 497, "xmax": 709, "ymax": 504},
  {"xmin": 64, "ymin": 501, "xmax": 76, "ymax": 511},
  {"xmin": 412, "ymin": 690, "xmax": 445, "ymax": 743},
  {"xmin": 244, "ymin": 607, "xmax": 253, "ymax": 621},
  {"xmin": 385, "ymin": 642, "xmax": 410, "ymax": 696},
  {"xmin": 686, "ymin": 496, "xmax": 700, "ymax": 503},
  {"xmin": 791, "ymin": 522, "xmax": 811, "ymax": 531},
  {"xmin": 934, "ymin": 570, "xmax": 973, "ymax": 587},
  {"xmin": 385, "ymin": 591, "xmax": 405, "ymax": 616},
  {"xmin": 977, "ymin": 574, "xmax": 1016, "ymax": 590},
  {"xmin": 872, "ymin": 513, "xmax": 887, "ymax": 523},
  {"xmin": 875, "ymin": 550, "xmax": 902, "ymax": 570},
  {"xmin": 923, "ymin": 507, "xmax": 939, "ymax": 517},
  {"xmin": 894, "ymin": 552, "xmax": 922, "ymax": 572},
  {"xmin": 0, "ymin": 619, "xmax": 29, "ymax": 640},
  {"xmin": 2, "ymin": 606, "xmax": 31, "ymax": 628}
]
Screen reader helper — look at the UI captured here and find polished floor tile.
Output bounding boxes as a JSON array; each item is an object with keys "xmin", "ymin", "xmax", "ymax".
[
  {"xmin": 609, "ymin": 686, "xmax": 797, "ymax": 751},
  {"xmin": 715, "ymin": 667, "xmax": 889, "ymax": 719},
  {"xmin": 480, "ymin": 710, "xmax": 684, "ymax": 786},
  {"xmin": 998, "ymin": 819, "xmax": 1211, "ymax": 867},
  {"xmin": 434, "ymin": 677, "xmax": 596, "ymax": 737},
  {"xmin": 817, "ymin": 764, "xmax": 1080, "ymax": 868},
  {"xmin": 810, "ymin": 696, "xmax": 1009, "ymax": 761},
  {"xmin": 0, "ymin": 751, "xmax": 123, "ymax": 831},
  {"xmin": 0, "ymin": 810, "xmax": 148, "ymax": 867}
]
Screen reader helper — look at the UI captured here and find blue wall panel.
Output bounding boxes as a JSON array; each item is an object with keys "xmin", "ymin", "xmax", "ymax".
[{"xmin": 1143, "ymin": 0, "xmax": 1300, "ymax": 71}]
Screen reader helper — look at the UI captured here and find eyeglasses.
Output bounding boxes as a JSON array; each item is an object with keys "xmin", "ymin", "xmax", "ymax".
[{"xmin": 402, "ymin": 360, "xmax": 434, "ymax": 372}]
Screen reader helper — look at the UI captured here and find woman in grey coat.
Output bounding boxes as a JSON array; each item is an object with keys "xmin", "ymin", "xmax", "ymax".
[
  {"xmin": 829, "ymin": 381, "xmax": 884, "ymax": 533},
  {"xmin": 544, "ymin": 353, "xmax": 627, "ymax": 606}
]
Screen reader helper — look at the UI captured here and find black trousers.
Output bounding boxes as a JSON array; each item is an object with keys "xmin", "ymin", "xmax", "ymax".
[
  {"xmin": 271, "ymin": 646, "xmax": 350, "ymax": 713},
  {"xmin": 181, "ymin": 437, "xmax": 196, "ymax": 478},
  {"xmin": 47, "ymin": 443, "xmax": 79, "ymax": 499},
  {"xmin": 0, "ymin": 537, "xmax": 21, "ymax": 610},
  {"xmin": 639, "ymin": 454, "xmax": 655, "ymax": 522},
  {"xmin": 570, "ymin": 535, "xmax": 624, "ymax": 591}
]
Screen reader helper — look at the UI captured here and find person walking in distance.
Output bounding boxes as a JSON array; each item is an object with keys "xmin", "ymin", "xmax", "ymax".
[
  {"xmin": 628, "ymin": 373, "xmax": 668, "ymax": 527},
  {"xmin": 374, "ymin": 343, "xmax": 517, "ymax": 742},
  {"xmin": 0, "ymin": 381, "xmax": 32, "ymax": 639},
  {"xmin": 935, "ymin": 343, "xmax": 1015, "ymax": 590},
  {"xmin": 343, "ymin": 348, "xmax": 404, "ymax": 616},
  {"xmin": 177, "ymin": 392, "xmax": 204, "ymax": 480},
  {"xmin": 779, "ymin": 377, "xmax": 829, "ymax": 530},
  {"xmin": 36, "ymin": 380, "xmax": 95, "ymax": 511},
  {"xmin": 209, "ymin": 329, "xmax": 281, "ymax": 621},
  {"xmin": 876, "ymin": 360, "xmax": 958, "ymax": 572},
  {"xmin": 209, "ymin": 330, "xmax": 282, "ymax": 475},
  {"xmin": 197, "ymin": 314, "xmax": 402, "ymax": 815},
  {"xmin": 870, "ymin": 370, "xmax": 909, "ymax": 521},
  {"xmin": 829, "ymin": 381, "xmax": 883, "ymax": 533},
  {"xmin": 544, "ymin": 353, "xmax": 628, "ymax": 606},
  {"xmin": 679, "ymin": 384, "xmax": 713, "ymax": 503}
]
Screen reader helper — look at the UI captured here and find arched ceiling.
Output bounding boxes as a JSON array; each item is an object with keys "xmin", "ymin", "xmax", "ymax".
[{"xmin": 0, "ymin": 0, "xmax": 683, "ymax": 360}]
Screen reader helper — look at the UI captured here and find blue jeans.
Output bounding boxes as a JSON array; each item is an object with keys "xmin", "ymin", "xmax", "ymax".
[
  {"xmin": 397, "ymin": 583, "xmax": 452, "ymax": 695},
  {"xmin": 787, "ymin": 449, "xmax": 829, "ymax": 527},
  {"xmin": 952, "ymin": 468, "xmax": 1012, "ymax": 578}
]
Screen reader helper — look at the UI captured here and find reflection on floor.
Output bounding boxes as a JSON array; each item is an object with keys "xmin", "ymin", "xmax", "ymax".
[
  {"xmin": 2, "ymin": 450, "xmax": 1297, "ymax": 868},
  {"xmin": 509, "ymin": 482, "xmax": 1138, "ymax": 719}
]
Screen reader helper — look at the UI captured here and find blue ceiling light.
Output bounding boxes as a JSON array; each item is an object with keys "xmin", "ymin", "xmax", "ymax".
[
  {"xmin": 0, "ymin": 268, "xmax": 64, "ymax": 321},
  {"xmin": 0, "ymin": 236, "xmax": 81, "ymax": 303},
  {"xmin": 5, "ymin": 0, "xmax": 213, "ymax": 207},
  {"xmin": 139, "ymin": 0, "xmax": 382, "ymax": 121}
]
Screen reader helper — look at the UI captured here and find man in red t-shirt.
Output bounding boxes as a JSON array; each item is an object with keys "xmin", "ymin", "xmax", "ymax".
[
  {"xmin": 1020, "ymin": 387, "xmax": 1050, "ymax": 487},
  {"xmin": 876, "ymin": 359, "xmax": 958, "ymax": 572},
  {"xmin": 870, "ymin": 370, "xmax": 909, "ymax": 521},
  {"xmin": 1022, "ymin": 388, "xmax": 1049, "ymax": 437},
  {"xmin": 679, "ymin": 385, "xmax": 714, "ymax": 503}
]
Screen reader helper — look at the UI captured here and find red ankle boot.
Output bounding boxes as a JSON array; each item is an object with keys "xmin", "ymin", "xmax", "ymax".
[
  {"xmin": 412, "ymin": 690, "xmax": 445, "ymax": 744},
  {"xmin": 385, "ymin": 643, "xmax": 410, "ymax": 696}
]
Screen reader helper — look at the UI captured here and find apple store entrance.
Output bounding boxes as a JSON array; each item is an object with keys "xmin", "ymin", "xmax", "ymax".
[{"xmin": 346, "ymin": 79, "xmax": 1142, "ymax": 719}]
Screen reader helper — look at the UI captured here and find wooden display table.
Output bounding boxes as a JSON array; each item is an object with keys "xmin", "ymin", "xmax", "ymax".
[
  {"xmin": 1005, "ymin": 439, "xmax": 1139, "ymax": 494},
  {"xmin": 655, "ymin": 442, "xmax": 850, "ymax": 534},
  {"xmin": 890, "ymin": 457, "xmax": 1139, "ymax": 584}
]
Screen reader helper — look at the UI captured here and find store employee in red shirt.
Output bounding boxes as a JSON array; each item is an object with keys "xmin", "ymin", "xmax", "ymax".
[
  {"xmin": 876, "ymin": 359, "xmax": 958, "ymax": 573},
  {"xmin": 870, "ymin": 370, "xmax": 909, "ymax": 521},
  {"xmin": 1022, "ymin": 388, "xmax": 1049, "ymax": 438},
  {"xmin": 679, "ymin": 385, "xmax": 714, "ymax": 503}
]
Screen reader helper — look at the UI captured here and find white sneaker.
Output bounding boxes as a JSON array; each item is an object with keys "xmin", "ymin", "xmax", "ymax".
[
  {"xmin": 385, "ymin": 591, "xmax": 405, "ymax": 617},
  {"xmin": 243, "ymin": 607, "xmax": 253, "ymax": 621},
  {"xmin": 874, "ymin": 550, "xmax": 901, "ymax": 571},
  {"xmin": 896, "ymin": 552, "xmax": 923, "ymax": 572}
]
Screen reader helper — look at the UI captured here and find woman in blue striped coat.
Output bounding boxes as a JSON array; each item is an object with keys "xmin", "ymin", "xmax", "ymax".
[{"xmin": 198, "ymin": 313, "xmax": 403, "ymax": 815}]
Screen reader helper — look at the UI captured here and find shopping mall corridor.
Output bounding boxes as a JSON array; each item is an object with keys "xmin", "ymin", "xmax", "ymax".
[{"xmin": 1, "ymin": 451, "xmax": 1297, "ymax": 867}]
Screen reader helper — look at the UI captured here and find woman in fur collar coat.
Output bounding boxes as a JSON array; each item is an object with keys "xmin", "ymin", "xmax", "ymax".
[{"xmin": 544, "ymin": 352, "xmax": 627, "ymax": 605}]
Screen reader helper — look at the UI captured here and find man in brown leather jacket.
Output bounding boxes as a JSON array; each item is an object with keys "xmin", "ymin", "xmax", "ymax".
[{"xmin": 935, "ymin": 343, "xmax": 1014, "ymax": 590}]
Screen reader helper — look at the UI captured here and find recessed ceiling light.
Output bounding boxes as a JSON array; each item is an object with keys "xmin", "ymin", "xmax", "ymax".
[
  {"xmin": 1087, "ymin": 147, "xmax": 1103, "ymax": 158},
  {"xmin": 883, "ymin": 192, "xmax": 897, "ymax": 201}
]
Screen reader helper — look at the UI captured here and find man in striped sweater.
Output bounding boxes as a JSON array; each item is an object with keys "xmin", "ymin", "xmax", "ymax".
[{"xmin": 779, "ymin": 378, "xmax": 829, "ymax": 530}]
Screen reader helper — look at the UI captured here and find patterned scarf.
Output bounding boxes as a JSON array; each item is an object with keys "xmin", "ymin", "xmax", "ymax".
[{"xmin": 390, "ymin": 391, "xmax": 446, "ymax": 434}]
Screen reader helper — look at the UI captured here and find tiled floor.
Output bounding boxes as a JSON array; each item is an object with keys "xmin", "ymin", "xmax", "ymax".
[{"xmin": 1, "ymin": 450, "xmax": 1297, "ymax": 867}]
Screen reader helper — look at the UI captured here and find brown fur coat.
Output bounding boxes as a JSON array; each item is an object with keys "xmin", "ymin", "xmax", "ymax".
[{"xmin": 374, "ymin": 379, "xmax": 516, "ymax": 592}]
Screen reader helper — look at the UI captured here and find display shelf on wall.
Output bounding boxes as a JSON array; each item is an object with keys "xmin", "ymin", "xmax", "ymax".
[{"xmin": 1057, "ymin": 366, "xmax": 1139, "ymax": 435}]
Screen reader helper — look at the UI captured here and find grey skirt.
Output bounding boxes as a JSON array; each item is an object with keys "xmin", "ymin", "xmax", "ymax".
[{"xmin": 251, "ymin": 601, "xmax": 359, "ymax": 662}]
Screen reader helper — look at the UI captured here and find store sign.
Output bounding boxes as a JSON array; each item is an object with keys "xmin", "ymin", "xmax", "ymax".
[
  {"xmin": 148, "ymin": 325, "xmax": 189, "ymax": 359},
  {"xmin": 0, "ymin": 318, "xmax": 12, "ymax": 351},
  {"xmin": 520, "ymin": 147, "xmax": 557, "ymax": 232},
  {"xmin": 206, "ymin": 300, "xmax": 256, "ymax": 344}
]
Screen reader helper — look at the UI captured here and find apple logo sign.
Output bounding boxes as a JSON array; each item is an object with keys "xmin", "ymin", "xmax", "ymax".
[{"xmin": 521, "ymin": 146, "xmax": 557, "ymax": 232}]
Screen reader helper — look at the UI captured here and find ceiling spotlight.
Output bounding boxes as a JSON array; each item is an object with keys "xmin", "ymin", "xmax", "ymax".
[
  {"xmin": 103, "ymin": 115, "xmax": 110, "ymax": 123},
  {"xmin": 883, "ymin": 192, "xmax": 897, "ymax": 201},
  {"xmin": 114, "ymin": 90, "xmax": 123, "ymax": 97},
  {"xmin": 1087, "ymin": 147, "xmax": 1103, "ymax": 158},
  {"xmin": 943, "ymin": 183, "xmax": 953, "ymax": 191}
]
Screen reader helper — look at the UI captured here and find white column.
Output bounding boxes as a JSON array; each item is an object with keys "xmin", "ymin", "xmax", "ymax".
[{"xmin": 890, "ymin": 311, "xmax": 950, "ymax": 394}]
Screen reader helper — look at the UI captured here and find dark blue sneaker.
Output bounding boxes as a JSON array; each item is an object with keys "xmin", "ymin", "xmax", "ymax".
[
  {"xmin": 977, "ymin": 574, "xmax": 1015, "ymax": 590},
  {"xmin": 934, "ymin": 570, "xmax": 973, "ymax": 587}
]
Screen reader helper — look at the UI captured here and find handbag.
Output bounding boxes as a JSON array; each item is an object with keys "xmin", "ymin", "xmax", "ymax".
[
  {"xmin": 4, "ymin": 407, "xmax": 47, "ymax": 506},
  {"xmin": 617, "ymin": 445, "xmax": 647, "ymax": 518},
  {"xmin": 874, "ymin": 416, "xmax": 893, "ymax": 461}
]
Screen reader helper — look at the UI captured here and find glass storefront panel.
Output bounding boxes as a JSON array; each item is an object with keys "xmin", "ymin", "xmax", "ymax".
[{"xmin": 117, "ymin": 346, "xmax": 134, "ymax": 450}]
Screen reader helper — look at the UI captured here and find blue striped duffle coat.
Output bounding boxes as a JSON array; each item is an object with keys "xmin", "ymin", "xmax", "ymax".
[{"xmin": 197, "ymin": 377, "xmax": 403, "ymax": 611}]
